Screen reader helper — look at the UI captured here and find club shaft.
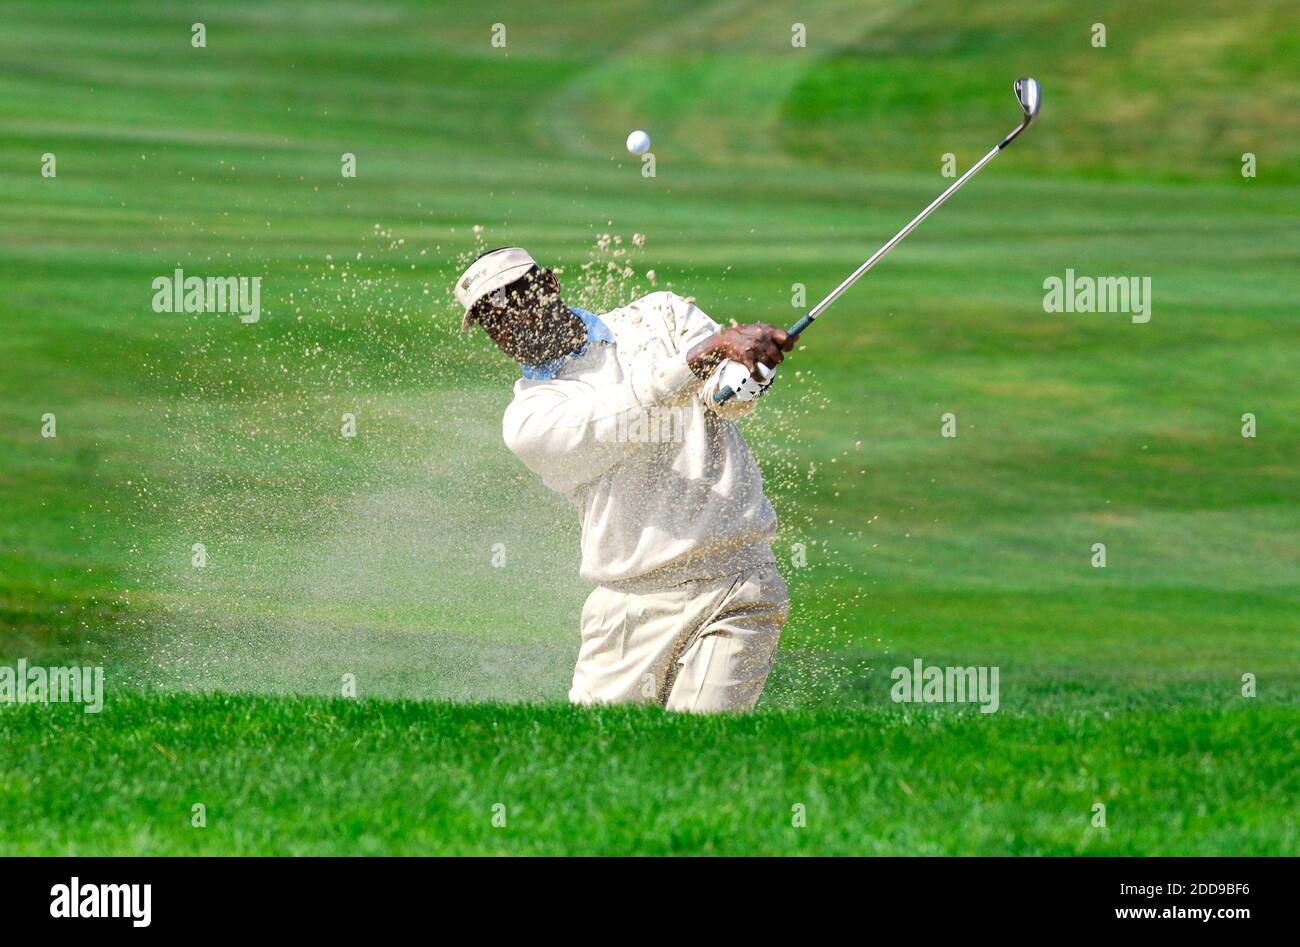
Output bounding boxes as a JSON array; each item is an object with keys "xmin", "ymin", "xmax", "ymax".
[
  {"xmin": 716, "ymin": 140, "xmax": 1011, "ymax": 405},
  {"xmin": 799, "ymin": 143, "xmax": 1002, "ymax": 330}
]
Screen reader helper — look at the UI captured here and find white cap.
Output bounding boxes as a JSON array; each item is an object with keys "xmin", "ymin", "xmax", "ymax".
[{"xmin": 455, "ymin": 247, "xmax": 538, "ymax": 330}]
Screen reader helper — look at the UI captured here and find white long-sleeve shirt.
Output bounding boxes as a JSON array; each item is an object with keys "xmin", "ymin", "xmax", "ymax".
[{"xmin": 502, "ymin": 291, "xmax": 778, "ymax": 589}]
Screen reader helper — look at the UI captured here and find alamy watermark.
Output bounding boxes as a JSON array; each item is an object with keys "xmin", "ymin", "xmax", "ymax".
[
  {"xmin": 890, "ymin": 658, "xmax": 999, "ymax": 713},
  {"xmin": 0, "ymin": 658, "xmax": 104, "ymax": 714},
  {"xmin": 151, "ymin": 267, "xmax": 261, "ymax": 323},
  {"xmin": 596, "ymin": 405, "xmax": 685, "ymax": 444},
  {"xmin": 50, "ymin": 878, "xmax": 150, "ymax": 927},
  {"xmin": 1043, "ymin": 269, "xmax": 1151, "ymax": 323}
]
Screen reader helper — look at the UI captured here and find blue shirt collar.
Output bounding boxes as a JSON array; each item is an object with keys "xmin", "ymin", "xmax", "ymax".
[{"xmin": 520, "ymin": 306, "xmax": 613, "ymax": 380}]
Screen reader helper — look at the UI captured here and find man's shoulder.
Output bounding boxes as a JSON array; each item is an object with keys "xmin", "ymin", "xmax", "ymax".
[
  {"xmin": 603, "ymin": 291, "xmax": 701, "ymax": 336},
  {"xmin": 505, "ymin": 340, "xmax": 611, "ymax": 403},
  {"xmin": 619, "ymin": 290, "xmax": 693, "ymax": 314}
]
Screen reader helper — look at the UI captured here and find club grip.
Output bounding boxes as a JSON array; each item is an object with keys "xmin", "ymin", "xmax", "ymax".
[
  {"xmin": 714, "ymin": 385, "xmax": 736, "ymax": 404},
  {"xmin": 786, "ymin": 313, "xmax": 815, "ymax": 338}
]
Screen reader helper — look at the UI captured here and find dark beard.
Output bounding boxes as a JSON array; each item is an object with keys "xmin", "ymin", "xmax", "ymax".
[{"xmin": 512, "ymin": 306, "xmax": 586, "ymax": 364}]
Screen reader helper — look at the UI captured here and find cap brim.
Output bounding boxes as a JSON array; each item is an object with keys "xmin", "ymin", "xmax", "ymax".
[{"xmin": 459, "ymin": 261, "xmax": 536, "ymax": 331}]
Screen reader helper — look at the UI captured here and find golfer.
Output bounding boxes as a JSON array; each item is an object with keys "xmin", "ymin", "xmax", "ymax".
[{"xmin": 456, "ymin": 247, "xmax": 793, "ymax": 711}]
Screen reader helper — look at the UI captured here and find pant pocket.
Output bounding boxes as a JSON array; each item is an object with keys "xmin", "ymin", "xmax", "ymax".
[{"xmin": 578, "ymin": 587, "xmax": 628, "ymax": 655}]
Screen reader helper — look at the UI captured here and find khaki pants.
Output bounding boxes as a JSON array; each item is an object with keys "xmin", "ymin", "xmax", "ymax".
[{"xmin": 568, "ymin": 564, "xmax": 788, "ymax": 712}]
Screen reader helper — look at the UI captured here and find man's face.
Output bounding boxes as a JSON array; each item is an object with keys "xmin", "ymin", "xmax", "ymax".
[{"xmin": 476, "ymin": 270, "xmax": 586, "ymax": 365}]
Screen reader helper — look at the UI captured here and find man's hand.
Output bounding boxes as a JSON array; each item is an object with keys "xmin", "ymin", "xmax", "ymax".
[{"xmin": 687, "ymin": 324, "xmax": 794, "ymax": 381}]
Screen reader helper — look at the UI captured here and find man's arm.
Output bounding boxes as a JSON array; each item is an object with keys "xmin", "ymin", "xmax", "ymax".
[
  {"xmin": 505, "ymin": 295, "xmax": 793, "ymax": 494},
  {"xmin": 503, "ymin": 353, "xmax": 700, "ymax": 495}
]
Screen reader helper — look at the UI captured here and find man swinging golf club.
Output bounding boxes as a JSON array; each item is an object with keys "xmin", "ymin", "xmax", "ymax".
[{"xmin": 456, "ymin": 247, "xmax": 793, "ymax": 711}]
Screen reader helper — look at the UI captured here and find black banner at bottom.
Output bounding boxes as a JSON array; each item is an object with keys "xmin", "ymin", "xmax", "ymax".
[{"xmin": 1, "ymin": 856, "xmax": 1288, "ymax": 932}]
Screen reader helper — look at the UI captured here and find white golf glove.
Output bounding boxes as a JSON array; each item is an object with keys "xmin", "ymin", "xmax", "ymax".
[{"xmin": 715, "ymin": 359, "xmax": 776, "ymax": 403}]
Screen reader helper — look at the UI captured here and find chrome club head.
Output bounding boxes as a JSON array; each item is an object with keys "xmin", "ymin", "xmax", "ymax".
[
  {"xmin": 999, "ymin": 77, "xmax": 1042, "ymax": 149},
  {"xmin": 1015, "ymin": 77, "xmax": 1041, "ymax": 125}
]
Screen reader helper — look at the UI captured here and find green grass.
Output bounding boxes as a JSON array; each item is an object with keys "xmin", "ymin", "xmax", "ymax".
[
  {"xmin": 2, "ymin": 692, "xmax": 1295, "ymax": 855},
  {"xmin": 0, "ymin": 0, "xmax": 1297, "ymax": 854}
]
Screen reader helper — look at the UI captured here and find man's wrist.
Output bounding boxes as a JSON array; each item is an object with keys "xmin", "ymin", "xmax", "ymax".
[{"xmin": 687, "ymin": 336, "xmax": 723, "ymax": 380}]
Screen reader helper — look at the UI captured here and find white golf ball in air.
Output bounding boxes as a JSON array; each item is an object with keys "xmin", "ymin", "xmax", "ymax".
[{"xmin": 626, "ymin": 130, "xmax": 651, "ymax": 155}]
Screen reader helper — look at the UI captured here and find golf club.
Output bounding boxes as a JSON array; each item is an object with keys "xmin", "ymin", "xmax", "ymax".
[{"xmin": 716, "ymin": 77, "xmax": 1042, "ymax": 404}]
